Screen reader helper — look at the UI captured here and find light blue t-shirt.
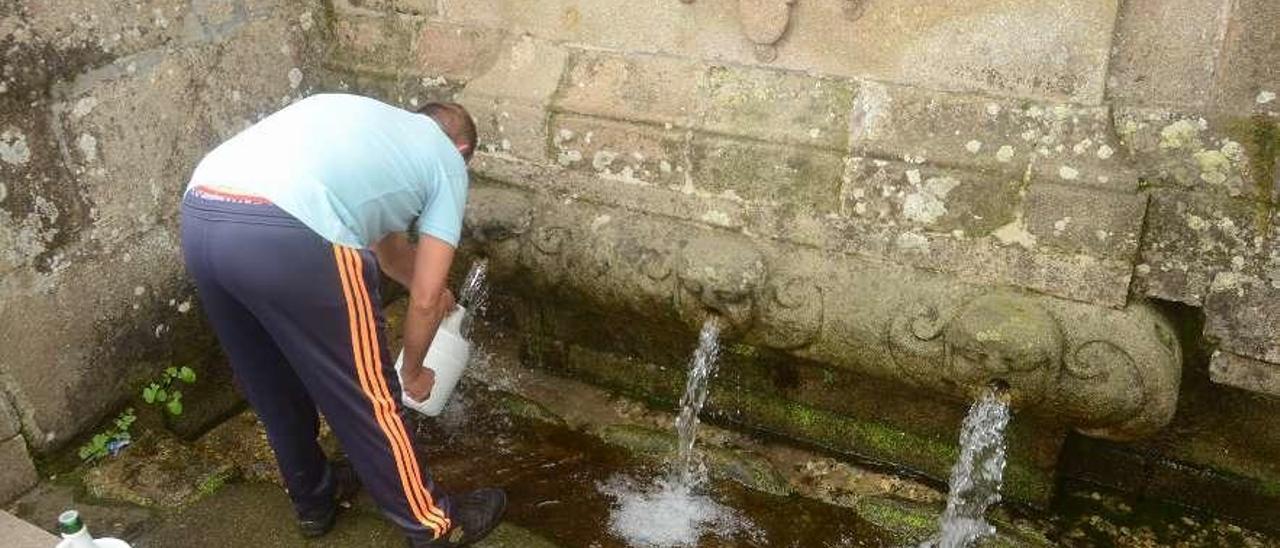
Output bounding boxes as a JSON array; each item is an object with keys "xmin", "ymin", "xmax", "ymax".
[{"xmin": 188, "ymin": 93, "xmax": 468, "ymax": 248}]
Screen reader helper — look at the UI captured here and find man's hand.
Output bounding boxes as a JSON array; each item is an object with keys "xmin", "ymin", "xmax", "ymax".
[{"xmin": 402, "ymin": 364, "xmax": 436, "ymax": 403}]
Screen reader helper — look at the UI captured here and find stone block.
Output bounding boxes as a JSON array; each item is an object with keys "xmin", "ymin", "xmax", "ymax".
[
  {"xmin": 556, "ymin": 51, "xmax": 706, "ymax": 128},
  {"xmin": 0, "ymin": 509, "xmax": 58, "ymax": 547},
  {"xmin": 815, "ymin": 0, "xmax": 1118, "ymax": 104},
  {"xmin": 841, "ymin": 157, "xmax": 1022, "ymax": 236},
  {"xmin": 690, "ymin": 137, "xmax": 843, "ymax": 215},
  {"xmin": 700, "ymin": 64, "xmax": 856, "ymax": 151},
  {"xmin": 1211, "ymin": 0, "xmax": 1280, "ymax": 115},
  {"xmin": 55, "ymin": 51, "xmax": 208, "ymax": 249},
  {"xmin": 821, "ymin": 219, "xmax": 1134, "ymax": 307},
  {"xmin": 414, "ymin": 22, "xmax": 508, "ymax": 83},
  {"xmin": 438, "ymin": 0, "xmax": 1116, "ymax": 103},
  {"xmin": 1136, "ymin": 190, "xmax": 1268, "ymax": 305},
  {"xmin": 0, "ymin": 228, "xmax": 194, "ymax": 452},
  {"xmin": 1209, "ymin": 351, "xmax": 1280, "ymax": 397},
  {"xmin": 462, "ymin": 36, "xmax": 568, "ymax": 105},
  {"xmin": 549, "ymin": 114, "xmax": 687, "ymax": 186},
  {"xmin": 1107, "ymin": 0, "xmax": 1231, "ymax": 107},
  {"xmin": 458, "ymin": 36, "xmax": 570, "ymax": 162},
  {"xmin": 22, "ymin": 0, "xmax": 190, "ymax": 57},
  {"xmin": 1022, "ymin": 183, "xmax": 1146, "ymax": 261},
  {"xmin": 194, "ymin": 15, "xmax": 317, "ymax": 142},
  {"xmin": 849, "ymin": 83, "xmax": 1131, "ymax": 192},
  {"xmin": 1204, "ymin": 273, "xmax": 1280, "ymax": 364},
  {"xmin": 0, "ymin": 437, "xmax": 37, "ymax": 504},
  {"xmin": 462, "ymin": 98, "xmax": 549, "ymax": 160},
  {"xmin": 327, "ymin": 9, "xmax": 424, "ymax": 76},
  {"xmin": 438, "ymin": 0, "xmax": 741, "ymax": 64},
  {"xmin": 1115, "ymin": 108, "xmax": 1269, "ymax": 201}
]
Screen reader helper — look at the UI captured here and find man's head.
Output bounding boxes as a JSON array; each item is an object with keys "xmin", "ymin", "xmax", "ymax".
[{"xmin": 418, "ymin": 102, "xmax": 478, "ymax": 162}]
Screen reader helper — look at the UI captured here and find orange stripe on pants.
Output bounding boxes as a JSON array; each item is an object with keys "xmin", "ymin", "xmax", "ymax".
[
  {"xmin": 333, "ymin": 246, "xmax": 449, "ymax": 536},
  {"xmin": 343, "ymin": 248, "xmax": 453, "ymax": 530}
]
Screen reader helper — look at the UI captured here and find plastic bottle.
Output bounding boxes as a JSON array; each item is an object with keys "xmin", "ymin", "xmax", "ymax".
[
  {"xmin": 395, "ymin": 305, "xmax": 472, "ymax": 416},
  {"xmin": 57, "ymin": 510, "xmax": 132, "ymax": 548}
]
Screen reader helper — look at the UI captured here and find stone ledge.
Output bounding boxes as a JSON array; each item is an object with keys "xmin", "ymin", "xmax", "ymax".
[
  {"xmin": 1137, "ymin": 190, "xmax": 1271, "ymax": 306},
  {"xmin": 472, "ymin": 154, "xmax": 1137, "ymax": 307},
  {"xmin": 850, "ymin": 82, "xmax": 1134, "ymax": 193},
  {"xmin": 0, "ymin": 510, "xmax": 57, "ymax": 548},
  {"xmin": 1210, "ymin": 351, "xmax": 1280, "ymax": 397},
  {"xmin": 1204, "ymin": 272, "xmax": 1280, "ymax": 365}
]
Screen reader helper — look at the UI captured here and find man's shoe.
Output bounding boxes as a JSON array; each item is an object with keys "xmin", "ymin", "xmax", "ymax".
[
  {"xmin": 298, "ymin": 460, "xmax": 363, "ymax": 538},
  {"xmin": 298, "ymin": 506, "xmax": 337, "ymax": 539},
  {"xmin": 409, "ymin": 488, "xmax": 507, "ymax": 547}
]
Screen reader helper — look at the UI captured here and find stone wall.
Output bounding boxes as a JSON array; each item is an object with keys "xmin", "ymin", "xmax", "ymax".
[
  {"xmin": 314, "ymin": 0, "xmax": 1279, "ymax": 517},
  {"xmin": 1, "ymin": 0, "xmax": 1276, "ymax": 524},
  {"xmin": 346, "ymin": 0, "xmax": 1280, "ymax": 397},
  {"xmin": 0, "ymin": 0, "xmax": 327, "ymax": 502}
]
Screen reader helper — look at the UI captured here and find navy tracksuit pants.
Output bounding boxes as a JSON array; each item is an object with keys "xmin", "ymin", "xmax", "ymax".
[{"xmin": 179, "ymin": 190, "xmax": 453, "ymax": 542}]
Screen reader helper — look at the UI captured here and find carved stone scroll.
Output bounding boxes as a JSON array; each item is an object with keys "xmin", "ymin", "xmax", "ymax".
[{"xmin": 468, "ymin": 189, "xmax": 1183, "ymax": 441}]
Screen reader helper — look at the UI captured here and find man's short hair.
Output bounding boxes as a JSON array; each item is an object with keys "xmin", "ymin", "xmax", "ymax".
[{"xmin": 417, "ymin": 102, "xmax": 478, "ymax": 161}]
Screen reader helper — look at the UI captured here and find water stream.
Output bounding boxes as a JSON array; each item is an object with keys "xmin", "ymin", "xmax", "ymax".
[
  {"xmin": 674, "ymin": 318, "xmax": 722, "ymax": 487},
  {"xmin": 925, "ymin": 386, "xmax": 1012, "ymax": 548},
  {"xmin": 457, "ymin": 258, "xmax": 489, "ymax": 338},
  {"xmin": 602, "ymin": 318, "xmax": 761, "ymax": 547}
]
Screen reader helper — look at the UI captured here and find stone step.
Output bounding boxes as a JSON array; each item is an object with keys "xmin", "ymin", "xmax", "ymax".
[{"xmin": 0, "ymin": 509, "xmax": 58, "ymax": 548}]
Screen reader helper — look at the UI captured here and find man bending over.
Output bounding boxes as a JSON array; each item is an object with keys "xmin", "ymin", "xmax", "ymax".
[{"xmin": 180, "ymin": 93, "xmax": 503, "ymax": 547}]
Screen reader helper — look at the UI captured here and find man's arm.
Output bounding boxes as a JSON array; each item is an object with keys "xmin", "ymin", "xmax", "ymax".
[
  {"xmin": 399, "ymin": 235, "xmax": 456, "ymax": 402},
  {"xmin": 372, "ymin": 232, "xmax": 415, "ymax": 288}
]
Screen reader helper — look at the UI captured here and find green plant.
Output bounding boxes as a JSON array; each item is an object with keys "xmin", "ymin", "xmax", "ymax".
[
  {"xmin": 77, "ymin": 408, "xmax": 135, "ymax": 462},
  {"xmin": 142, "ymin": 366, "xmax": 197, "ymax": 416}
]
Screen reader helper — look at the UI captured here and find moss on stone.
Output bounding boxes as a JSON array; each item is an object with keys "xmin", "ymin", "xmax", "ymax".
[
  {"xmin": 545, "ymin": 341, "xmax": 1055, "ymax": 505},
  {"xmin": 1223, "ymin": 115, "xmax": 1278, "ymax": 231},
  {"xmin": 494, "ymin": 391, "xmax": 568, "ymax": 427},
  {"xmin": 853, "ymin": 496, "xmax": 937, "ymax": 544},
  {"xmin": 592, "ymin": 424, "xmax": 792, "ymax": 496}
]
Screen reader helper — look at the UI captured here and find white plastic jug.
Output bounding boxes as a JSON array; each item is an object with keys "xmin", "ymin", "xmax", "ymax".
[
  {"xmin": 394, "ymin": 305, "xmax": 472, "ymax": 416},
  {"xmin": 56, "ymin": 510, "xmax": 131, "ymax": 548}
]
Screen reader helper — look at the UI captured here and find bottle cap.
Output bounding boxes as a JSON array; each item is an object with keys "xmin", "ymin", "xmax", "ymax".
[{"xmin": 57, "ymin": 510, "xmax": 83, "ymax": 535}]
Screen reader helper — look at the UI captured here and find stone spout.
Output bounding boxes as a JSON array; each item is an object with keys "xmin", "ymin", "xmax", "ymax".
[{"xmin": 466, "ymin": 185, "xmax": 1183, "ymax": 441}]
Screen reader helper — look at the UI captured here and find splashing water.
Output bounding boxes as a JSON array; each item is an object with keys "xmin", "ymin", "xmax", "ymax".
[
  {"xmin": 458, "ymin": 259, "xmax": 489, "ymax": 338},
  {"xmin": 603, "ymin": 318, "xmax": 760, "ymax": 547},
  {"xmin": 924, "ymin": 386, "xmax": 1012, "ymax": 548},
  {"xmin": 601, "ymin": 474, "xmax": 760, "ymax": 548}
]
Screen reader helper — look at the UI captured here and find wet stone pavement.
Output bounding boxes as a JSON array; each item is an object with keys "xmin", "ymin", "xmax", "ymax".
[{"xmin": 6, "ymin": 326, "xmax": 1279, "ymax": 547}]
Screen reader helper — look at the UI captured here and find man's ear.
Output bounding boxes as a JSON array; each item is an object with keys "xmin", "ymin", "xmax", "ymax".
[{"xmin": 456, "ymin": 143, "xmax": 472, "ymax": 158}]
